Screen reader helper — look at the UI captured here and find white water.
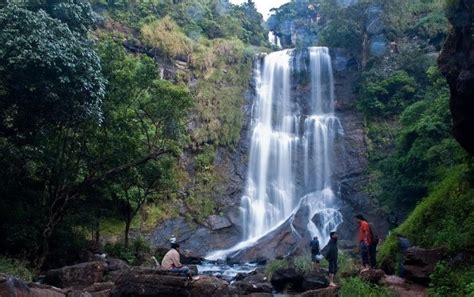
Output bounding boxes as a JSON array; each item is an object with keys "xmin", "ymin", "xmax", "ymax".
[
  {"xmin": 206, "ymin": 47, "xmax": 343, "ymax": 261},
  {"xmin": 268, "ymin": 31, "xmax": 282, "ymax": 48}
]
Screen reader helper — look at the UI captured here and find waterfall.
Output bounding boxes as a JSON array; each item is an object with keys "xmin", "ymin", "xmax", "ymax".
[
  {"xmin": 206, "ymin": 47, "xmax": 343, "ymax": 260},
  {"xmin": 268, "ymin": 31, "xmax": 282, "ymax": 49}
]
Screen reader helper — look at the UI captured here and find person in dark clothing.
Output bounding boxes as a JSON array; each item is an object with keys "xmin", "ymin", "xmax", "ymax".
[
  {"xmin": 325, "ymin": 231, "xmax": 338, "ymax": 287},
  {"xmin": 396, "ymin": 233, "xmax": 411, "ymax": 277},
  {"xmin": 310, "ymin": 236, "xmax": 321, "ymax": 271},
  {"xmin": 387, "ymin": 211, "xmax": 399, "ymax": 232}
]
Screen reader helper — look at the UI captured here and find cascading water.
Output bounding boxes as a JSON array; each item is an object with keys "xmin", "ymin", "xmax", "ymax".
[{"xmin": 206, "ymin": 47, "xmax": 343, "ymax": 261}]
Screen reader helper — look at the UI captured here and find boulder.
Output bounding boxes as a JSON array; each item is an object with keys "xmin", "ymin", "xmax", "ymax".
[
  {"xmin": 301, "ymin": 272, "xmax": 330, "ymax": 291},
  {"xmin": 270, "ymin": 268, "xmax": 304, "ymax": 292},
  {"xmin": 105, "ymin": 258, "xmax": 128, "ymax": 272},
  {"xmin": 0, "ymin": 273, "xmax": 66, "ymax": 297},
  {"xmin": 299, "ymin": 286, "xmax": 339, "ymax": 297},
  {"xmin": 231, "ymin": 272, "xmax": 272, "ymax": 294},
  {"xmin": 45, "ymin": 261, "xmax": 108, "ymax": 289},
  {"xmin": 111, "ymin": 268, "xmax": 191, "ymax": 297},
  {"xmin": 359, "ymin": 269, "xmax": 385, "ymax": 284},
  {"xmin": 181, "ymin": 250, "xmax": 204, "ymax": 265},
  {"xmin": 404, "ymin": 247, "xmax": 446, "ymax": 286},
  {"xmin": 205, "ymin": 215, "xmax": 232, "ymax": 231},
  {"xmin": 190, "ymin": 275, "xmax": 229, "ymax": 296}
]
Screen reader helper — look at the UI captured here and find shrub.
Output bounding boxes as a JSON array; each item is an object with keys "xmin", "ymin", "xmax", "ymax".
[
  {"xmin": 357, "ymin": 71, "xmax": 417, "ymax": 117},
  {"xmin": 429, "ymin": 261, "xmax": 474, "ymax": 297},
  {"xmin": 104, "ymin": 242, "xmax": 134, "ymax": 263},
  {"xmin": 0, "ymin": 257, "xmax": 34, "ymax": 281},
  {"xmin": 265, "ymin": 259, "xmax": 289, "ymax": 279},
  {"xmin": 293, "ymin": 256, "xmax": 312, "ymax": 274},
  {"xmin": 339, "ymin": 277, "xmax": 395, "ymax": 297},
  {"xmin": 141, "ymin": 16, "xmax": 192, "ymax": 58},
  {"xmin": 378, "ymin": 164, "xmax": 474, "ymax": 272}
]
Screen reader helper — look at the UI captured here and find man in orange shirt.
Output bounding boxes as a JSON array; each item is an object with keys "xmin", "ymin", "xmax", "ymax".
[{"xmin": 355, "ymin": 214, "xmax": 371, "ymax": 272}]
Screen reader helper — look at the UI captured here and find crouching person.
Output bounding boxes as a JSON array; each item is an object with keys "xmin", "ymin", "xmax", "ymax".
[{"xmin": 161, "ymin": 243, "xmax": 191, "ymax": 277}]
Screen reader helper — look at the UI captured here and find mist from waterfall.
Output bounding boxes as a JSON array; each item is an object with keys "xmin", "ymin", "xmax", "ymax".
[{"xmin": 206, "ymin": 47, "xmax": 343, "ymax": 260}]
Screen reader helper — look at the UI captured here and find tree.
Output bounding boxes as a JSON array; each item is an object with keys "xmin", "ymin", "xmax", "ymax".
[{"xmin": 96, "ymin": 39, "xmax": 192, "ymax": 246}]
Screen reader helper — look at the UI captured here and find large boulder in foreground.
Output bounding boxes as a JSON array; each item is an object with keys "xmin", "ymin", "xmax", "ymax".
[
  {"xmin": 45, "ymin": 261, "xmax": 108, "ymax": 289},
  {"xmin": 111, "ymin": 267, "xmax": 231, "ymax": 297},
  {"xmin": 270, "ymin": 268, "xmax": 328, "ymax": 293},
  {"xmin": 231, "ymin": 272, "xmax": 272, "ymax": 295},
  {"xmin": 0, "ymin": 273, "xmax": 66, "ymax": 297},
  {"xmin": 404, "ymin": 247, "xmax": 446, "ymax": 286}
]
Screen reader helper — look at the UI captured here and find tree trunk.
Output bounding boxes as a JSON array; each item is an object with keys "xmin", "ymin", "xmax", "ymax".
[{"xmin": 125, "ymin": 218, "xmax": 131, "ymax": 247}]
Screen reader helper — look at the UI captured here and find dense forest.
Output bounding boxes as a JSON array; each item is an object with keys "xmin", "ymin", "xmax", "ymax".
[{"xmin": 0, "ymin": 0, "xmax": 473, "ymax": 296}]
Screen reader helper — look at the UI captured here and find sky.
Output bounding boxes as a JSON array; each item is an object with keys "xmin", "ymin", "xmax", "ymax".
[{"xmin": 229, "ymin": 0, "xmax": 290, "ymax": 19}]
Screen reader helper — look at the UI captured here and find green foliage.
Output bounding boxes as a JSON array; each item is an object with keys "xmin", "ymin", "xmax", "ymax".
[
  {"xmin": 379, "ymin": 164, "xmax": 474, "ymax": 272},
  {"xmin": 0, "ymin": 3, "xmax": 105, "ymax": 136},
  {"xmin": 428, "ymin": 261, "xmax": 474, "ymax": 297},
  {"xmin": 357, "ymin": 71, "xmax": 417, "ymax": 117},
  {"xmin": 96, "ymin": 38, "xmax": 192, "ymax": 245},
  {"xmin": 0, "ymin": 257, "xmax": 34, "ymax": 281},
  {"xmin": 340, "ymin": 277, "xmax": 395, "ymax": 297},
  {"xmin": 141, "ymin": 16, "xmax": 193, "ymax": 58},
  {"xmin": 363, "ymin": 66, "xmax": 467, "ymax": 209},
  {"xmin": 265, "ymin": 259, "xmax": 289, "ymax": 279},
  {"xmin": 293, "ymin": 256, "xmax": 313, "ymax": 274},
  {"xmin": 94, "ymin": 0, "xmax": 267, "ymax": 46},
  {"xmin": 104, "ymin": 242, "xmax": 135, "ymax": 263}
]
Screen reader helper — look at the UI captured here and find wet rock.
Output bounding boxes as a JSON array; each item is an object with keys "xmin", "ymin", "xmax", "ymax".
[
  {"xmin": 190, "ymin": 275, "xmax": 229, "ymax": 296},
  {"xmin": 205, "ymin": 215, "xmax": 232, "ymax": 231},
  {"xmin": 301, "ymin": 272, "xmax": 329, "ymax": 291},
  {"xmin": 45, "ymin": 261, "xmax": 108, "ymax": 289},
  {"xmin": 232, "ymin": 272, "xmax": 272, "ymax": 294},
  {"xmin": 150, "ymin": 218, "xmax": 241, "ymax": 257},
  {"xmin": 270, "ymin": 268, "xmax": 304, "ymax": 292},
  {"xmin": 404, "ymin": 247, "xmax": 446, "ymax": 286},
  {"xmin": 0, "ymin": 273, "xmax": 66, "ymax": 297},
  {"xmin": 181, "ymin": 250, "xmax": 204, "ymax": 265},
  {"xmin": 299, "ymin": 286, "xmax": 339, "ymax": 297},
  {"xmin": 359, "ymin": 269, "xmax": 386, "ymax": 284}
]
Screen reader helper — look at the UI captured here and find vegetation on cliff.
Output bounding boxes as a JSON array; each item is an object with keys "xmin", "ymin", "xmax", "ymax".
[{"xmin": 0, "ymin": 0, "xmax": 266, "ymax": 269}]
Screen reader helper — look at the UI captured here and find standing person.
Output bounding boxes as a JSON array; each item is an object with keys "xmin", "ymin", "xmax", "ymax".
[
  {"xmin": 310, "ymin": 236, "xmax": 321, "ymax": 271},
  {"xmin": 161, "ymin": 243, "xmax": 191, "ymax": 277},
  {"xmin": 355, "ymin": 214, "xmax": 371, "ymax": 272},
  {"xmin": 325, "ymin": 231, "xmax": 338, "ymax": 287},
  {"xmin": 387, "ymin": 211, "xmax": 399, "ymax": 233},
  {"xmin": 368, "ymin": 222, "xmax": 379, "ymax": 269},
  {"xmin": 396, "ymin": 233, "xmax": 411, "ymax": 277}
]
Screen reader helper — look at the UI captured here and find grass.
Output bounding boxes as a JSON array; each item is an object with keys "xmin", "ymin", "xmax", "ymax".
[
  {"xmin": 141, "ymin": 16, "xmax": 192, "ymax": 58},
  {"xmin": 339, "ymin": 277, "xmax": 396, "ymax": 297},
  {"xmin": 429, "ymin": 261, "xmax": 474, "ymax": 297},
  {"xmin": 0, "ymin": 257, "xmax": 34, "ymax": 282},
  {"xmin": 265, "ymin": 258, "xmax": 289, "ymax": 279},
  {"xmin": 378, "ymin": 164, "xmax": 474, "ymax": 271}
]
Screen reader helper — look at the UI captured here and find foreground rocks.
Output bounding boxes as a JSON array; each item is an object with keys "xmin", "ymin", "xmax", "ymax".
[
  {"xmin": 0, "ymin": 273, "xmax": 66, "ymax": 297},
  {"xmin": 403, "ymin": 247, "xmax": 446, "ymax": 286},
  {"xmin": 45, "ymin": 261, "xmax": 108, "ymax": 289},
  {"xmin": 270, "ymin": 268, "xmax": 329, "ymax": 293}
]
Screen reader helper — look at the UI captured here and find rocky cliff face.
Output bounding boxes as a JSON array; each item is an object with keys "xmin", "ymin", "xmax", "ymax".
[
  {"xmin": 438, "ymin": 0, "xmax": 474, "ymax": 155},
  {"xmin": 150, "ymin": 48, "xmax": 388, "ymax": 260}
]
